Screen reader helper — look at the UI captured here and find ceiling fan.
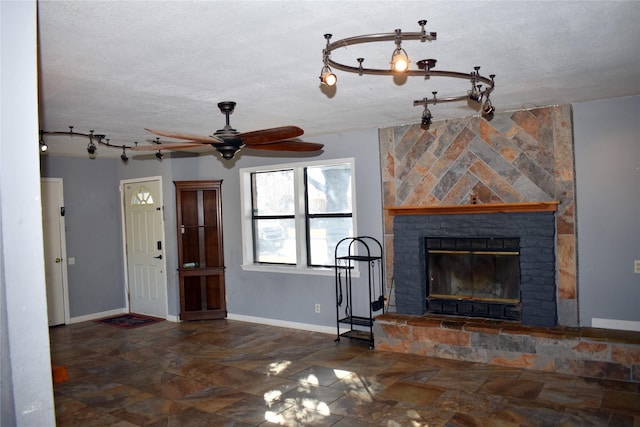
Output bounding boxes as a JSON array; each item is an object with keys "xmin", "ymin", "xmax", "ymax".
[{"xmin": 132, "ymin": 101, "xmax": 324, "ymax": 160}]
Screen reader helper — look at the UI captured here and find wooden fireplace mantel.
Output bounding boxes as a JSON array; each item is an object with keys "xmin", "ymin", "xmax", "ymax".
[{"xmin": 386, "ymin": 201, "xmax": 559, "ymax": 216}]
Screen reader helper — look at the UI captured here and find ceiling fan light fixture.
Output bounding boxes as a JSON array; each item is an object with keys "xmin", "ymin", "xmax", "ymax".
[{"xmin": 214, "ymin": 143, "xmax": 243, "ymax": 160}]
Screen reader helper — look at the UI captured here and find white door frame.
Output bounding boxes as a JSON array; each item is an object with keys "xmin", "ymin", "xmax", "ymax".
[
  {"xmin": 120, "ymin": 176, "xmax": 168, "ymax": 318},
  {"xmin": 41, "ymin": 177, "xmax": 71, "ymax": 325}
]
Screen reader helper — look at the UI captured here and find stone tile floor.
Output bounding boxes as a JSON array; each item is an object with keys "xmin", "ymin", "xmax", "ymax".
[{"xmin": 50, "ymin": 319, "xmax": 640, "ymax": 426}]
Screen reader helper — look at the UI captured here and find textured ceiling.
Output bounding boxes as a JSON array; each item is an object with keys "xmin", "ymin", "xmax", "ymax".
[{"xmin": 37, "ymin": 1, "xmax": 640, "ymax": 159}]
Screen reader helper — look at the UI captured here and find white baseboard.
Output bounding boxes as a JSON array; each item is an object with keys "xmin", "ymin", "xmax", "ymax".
[
  {"xmin": 591, "ymin": 318, "xmax": 640, "ymax": 332},
  {"xmin": 68, "ymin": 308, "xmax": 126, "ymax": 324},
  {"xmin": 166, "ymin": 314, "xmax": 180, "ymax": 323},
  {"xmin": 226, "ymin": 313, "xmax": 343, "ymax": 335}
]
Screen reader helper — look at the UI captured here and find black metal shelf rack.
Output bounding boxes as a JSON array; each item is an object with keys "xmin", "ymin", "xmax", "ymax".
[{"xmin": 334, "ymin": 236, "xmax": 385, "ymax": 349}]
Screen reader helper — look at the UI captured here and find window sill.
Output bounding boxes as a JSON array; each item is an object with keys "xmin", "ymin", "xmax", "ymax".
[{"xmin": 241, "ymin": 263, "xmax": 360, "ymax": 278}]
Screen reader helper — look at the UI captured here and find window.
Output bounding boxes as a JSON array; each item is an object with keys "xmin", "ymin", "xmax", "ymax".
[
  {"xmin": 131, "ymin": 186, "xmax": 154, "ymax": 205},
  {"xmin": 240, "ymin": 158, "xmax": 356, "ymax": 274}
]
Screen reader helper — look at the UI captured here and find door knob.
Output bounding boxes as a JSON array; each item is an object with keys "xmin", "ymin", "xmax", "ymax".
[
  {"xmin": 55, "ymin": 258, "xmax": 61, "ymax": 263},
  {"xmin": 153, "ymin": 254, "xmax": 163, "ymax": 260}
]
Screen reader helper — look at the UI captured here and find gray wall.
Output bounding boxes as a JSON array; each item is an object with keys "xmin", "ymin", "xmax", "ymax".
[
  {"xmin": 40, "ymin": 158, "xmax": 125, "ymax": 317},
  {"xmin": 1, "ymin": 1, "xmax": 56, "ymax": 425},
  {"xmin": 44, "ymin": 129, "xmax": 384, "ymax": 327},
  {"xmin": 40, "ymin": 97, "xmax": 640, "ymax": 332},
  {"xmin": 40, "ymin": 96, "xmax": 640, "ymax": 332},
  {"xmin": 573, "ymin": 95, "xmax": 640, "ymax": 327}
]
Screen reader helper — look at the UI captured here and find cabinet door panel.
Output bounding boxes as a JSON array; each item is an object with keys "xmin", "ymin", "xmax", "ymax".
[
  {"xmin": 181, "ymin": 227, "xmax": 201, "ymax": 265},
  {"xmin": 205, "ymin": 275, "xmax": 223, "ymax": 310},
  {"xmin": 183, "ymin": 276, "xmax": 203, "ymax": 312},
  {"xmin": 180, "ymin": 191, "xmax": 200, "ymax": 226},
  {"xmin": 202, "ymin": 190, "xmax": 219, "ymax": 225}
]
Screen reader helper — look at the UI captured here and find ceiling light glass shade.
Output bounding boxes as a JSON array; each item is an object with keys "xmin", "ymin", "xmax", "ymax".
[
  {"xmin": 391, "ymin": 47, "xmax": 410, "ymax": 72},
  {"xmin": 320, "ymin": 66, "xmax": 337, "ymax": 86}
]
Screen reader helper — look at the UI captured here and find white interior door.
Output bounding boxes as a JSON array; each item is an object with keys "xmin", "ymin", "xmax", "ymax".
[
  {"xmin": 123, "ymin": 178, "xmax": 167, "ymax": 318},
  {"xmin": 41, "ymin": 178, "xmax": 69, "ymax": 326}
]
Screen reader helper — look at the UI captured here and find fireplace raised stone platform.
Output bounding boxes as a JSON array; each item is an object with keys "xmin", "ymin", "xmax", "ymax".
[{"xmin": 374, "ymin": 313, "xmax": 640, "ymax": 384}]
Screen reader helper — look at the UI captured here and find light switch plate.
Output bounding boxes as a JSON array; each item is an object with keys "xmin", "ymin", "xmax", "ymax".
[{"xmin": 634, "ymin": 260, "xmax": 640, "ymax": 274}]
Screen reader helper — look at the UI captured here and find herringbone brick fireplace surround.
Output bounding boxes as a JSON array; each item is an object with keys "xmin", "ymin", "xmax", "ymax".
[{"xmin": 375, "ymin": 105, "xmax": 640, "ymax": 383}]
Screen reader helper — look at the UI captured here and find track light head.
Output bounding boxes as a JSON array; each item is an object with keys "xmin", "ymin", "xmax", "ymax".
[
  {"xmin": 391, "ymin": 47, "xmax": 410, "ymax": 72},
  {"xmin": 421, "ymin": 107, "xmax": 432, "ymax": 127},
  {"xmin": 155, "ymin": 151, "xmax": 164, "ymax": 160},
  {"xmin": 482, "ymin": 99, "xmax": 495, "ymax": 120},
  {"xmin": 39, "ymin": 134, "xmax": 49, "ymax": 152},
  {"xmin": 319, "ymin": 65, "xmax": 337, "ymax": 86},
  {"xmin": 120, "ymin": 147, "xmax": 129, "ymax": 163},
  {"xmin": 87, "ymin": 142, "xmax": 97, "ymax": 155}
]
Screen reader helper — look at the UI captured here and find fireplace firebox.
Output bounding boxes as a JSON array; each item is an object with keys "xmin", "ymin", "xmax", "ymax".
[{"xmin": 426, "ymin": 237, "xmax": 522, "ymax": 320}]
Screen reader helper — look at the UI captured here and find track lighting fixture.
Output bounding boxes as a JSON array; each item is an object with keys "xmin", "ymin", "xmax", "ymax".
[
  {"xmin": 482, "ymin": 98, "xmax": 495, "ymax": 119},
  {"xmin": 319, "ymin": 34, "xmax": 337, "ymax": 86},
  {"xmin": 419, "ymin": 92, "xmax": 437, "ymax": 128},
  {"xmin": 87, "ymin": 140, "xmax": 97, "ymax": 155},
  {"xmin": 39, "ymin": 131, "xmax": 48, "ymax": 152},
  {"xmin": 421, "ymin": 107, "xmax": 432, "ymax": 127},
  {"xmin": 120, "ymin": 147, "xmax": 129, "ymax": 163},
  {"xmin": 321, "ymin": 19, "xmax": 497, "ymax": 124},
  {"xmin": 390, "ymin": 29, "xmax": 410, "ymax": 72},
  {"xmin": 39, "ymin": 126, "xmax": 136, "ymax": 163},
  {"xmin": 320, "ymin": 65, "xmax": 337, "ymax": 86},
  {"xmin": 155, "ymin": 151, "xmax": 164, "ymax": 160}
]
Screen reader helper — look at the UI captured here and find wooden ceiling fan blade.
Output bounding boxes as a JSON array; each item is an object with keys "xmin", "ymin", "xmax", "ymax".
[
  {"xmin": 131, "ymin": 142, "xmax": 206, "ymax": 151},
  {"xmin": 247, "ymin": 140, "xmax": 324, "ymax": 152},
  {"xmin": 238, "ymin": 126, "xmax": 304, "ymax": 145},
  {"xmin": 145, "ymin": 128, "xmax": 222, "ymax": 144}
]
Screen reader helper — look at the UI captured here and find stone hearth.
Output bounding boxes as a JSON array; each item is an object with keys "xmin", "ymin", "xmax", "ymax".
[{"xmin": 374, "ymin": 313, "xmax": 640, "ymax": 384}]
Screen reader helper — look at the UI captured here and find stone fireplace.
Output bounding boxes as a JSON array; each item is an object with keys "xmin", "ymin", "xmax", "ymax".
[
  {"xmin": 379, "ymin": 105, "xmax": 578, "ymax": 327},
  {"xmin": 390, "ymin": 203, "xmax": 558, "ymax": 327}
]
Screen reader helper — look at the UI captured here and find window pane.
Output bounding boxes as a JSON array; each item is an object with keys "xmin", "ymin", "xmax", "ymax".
[
  {"xmin": 309, "ymin": 217, "xmax": 353, "ymax": 266},
  {"xmin": 252, "ymin": 170, "xmax": 294, "ymax": 216},
  {"xmin": 306, "ymin": 164, "xmax": 352, "ymax": 214},
  {"xmin": 255, "ymin": 219, "xmax": 296, "ymax": 264}
]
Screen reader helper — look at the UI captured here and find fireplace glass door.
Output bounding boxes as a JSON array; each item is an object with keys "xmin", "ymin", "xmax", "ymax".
[{"xmin": 426, "ymin": 237, "xmax": 521, "ymax": 320}]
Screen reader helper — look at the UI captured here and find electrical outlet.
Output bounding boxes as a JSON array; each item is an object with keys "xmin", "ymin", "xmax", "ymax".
[
  {"xmin": 314, "ymin": 304, "xmax": 321, "ymax": 313},
  {"xmin": 634, "ymin": 260, "xmax": 640, "ymax": 274}
]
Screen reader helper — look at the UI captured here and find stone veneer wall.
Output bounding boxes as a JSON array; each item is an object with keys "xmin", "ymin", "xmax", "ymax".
[{"xmin": 379, "ymin": 105, "xmax": 578, "ymax": 326}]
